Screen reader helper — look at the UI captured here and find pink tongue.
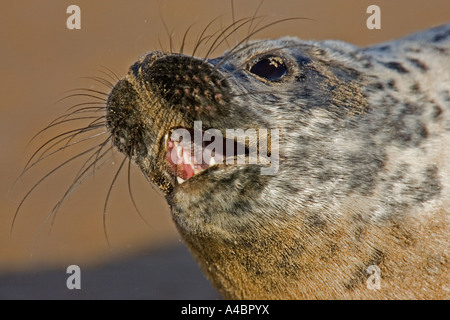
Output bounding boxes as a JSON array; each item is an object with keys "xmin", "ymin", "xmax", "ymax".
[
  {"xmin": 165, "ymin": 138, "xmax": 209, "ymax": 180},
  {"xmin": 183, "ymin": 162, "xmax": 194, "ymax": 179}
]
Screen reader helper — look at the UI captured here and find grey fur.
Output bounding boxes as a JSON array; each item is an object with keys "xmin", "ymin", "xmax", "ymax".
[{"xmin": 106, "ymin": 24, "xmax": 450, "ymax": 299}]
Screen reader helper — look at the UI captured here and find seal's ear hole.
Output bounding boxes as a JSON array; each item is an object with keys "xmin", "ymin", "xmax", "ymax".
[{"xmin": 248, "ymin": 56, "xmax": 288, "ymax": 82}]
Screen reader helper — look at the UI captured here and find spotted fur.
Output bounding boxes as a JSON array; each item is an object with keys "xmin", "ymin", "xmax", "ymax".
[{"xmin": 106, "ymin": 24, "xmax": 450, "ymax": 299}]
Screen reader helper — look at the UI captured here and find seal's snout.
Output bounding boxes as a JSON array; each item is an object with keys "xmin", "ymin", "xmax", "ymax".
[
  {"xmin": 139, "ymin": 54, "xmax": 228, "ymax": 119},
  {"xmin": 105, "ymin": 51, "xmax": 233, "ymax": 193},
  {"xmin": 106, "ymin": 52, "xmax": 229, "ymax": 152},
  {"xmin": 106, "ymin": 78, "xmax": 149, "ymax": 158}
]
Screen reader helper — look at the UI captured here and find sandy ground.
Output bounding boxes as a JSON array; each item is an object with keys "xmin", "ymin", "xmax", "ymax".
[{"xmin": 0, "ymin": 0, "xmax": 448, "ymax": 299}]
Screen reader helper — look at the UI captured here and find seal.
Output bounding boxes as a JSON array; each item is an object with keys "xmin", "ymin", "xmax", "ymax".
[{"xmin": 105, "ymin": 23, "xmax": 450, "ymax": 299}]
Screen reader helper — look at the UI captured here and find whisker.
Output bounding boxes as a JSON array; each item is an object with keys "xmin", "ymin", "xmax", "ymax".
[
  {"xmin": 70, "ymin": 135, "xmax": 112, "ymax": 184},
  {"xmin": 31, "ymin": 158, "xmax": 111, "ymax": 255},
  {"xmin": 191, "ymin": 15, "xmax": 223, "ymax": 57},
  {"xmin": 179, "ymin": 23, "xmax": 195, "ymax": 55},
  {"xmin": 92, "ymin": 134, "xmax": 112, "ymax": 177},
  {"xmin": 64, "ymin": 115, "xmax": 106, "ymax": 146},
  {"xmin": 65, "ymin": 103, "xmax": 105, "ymax": 113},
  {"xmin": 11, "ymin": 143, "xmax": 108, "ymax": 238},
  {"xmin": 63, "ymin": 88, "xmax": 109, "ymax": 97},
  {"xmin": 38, "ymin": 116, "xmax": 103, "ymax": 136},
  {"xmin": 57, "ymin": 93, "xmax": 107, "ymax": 103},
  {"xmin": 81, "ymin": 76, "xmax": 114, "ymax": 89},
  {"xmin": 218, "ymin": 18, "xmax": 232, "ymax": 50},
  {"xmin": 103, "ymin": 153, "xmax": 128, "ymax": 251},
  {"xmin": 127, "ymin": 156, "xmax": 152, "ymax": 228},
  {"xmin": 30, "ymin": 152, "xmax": 113, "ymax": 255},
  {"xmin": 21, "ymin": 131, "xmax": 107, "ymax": 180},
  {"xmin": 159, "ymin": 6, "xmax": 174, "ymax": 54},
  {"xmin": 214, "ymin": 17, "xmax": 310, "ymax": 70},
  {"xmin": 96, "ymin": 68, "xmax": 120, "ymax": 84},
  {"xmin": 99, "ymin": 65, "xmax": 121, "ymax": 82},
  {"xmin": 48, "ymin": 144, "xmax": 113, "ymax": 231},
  {"xmin": 230, "ymin": 0, "xmax": 237, "ymax": 45},
  {"xmin": 28, "ymin": 109, "xmax": 104, "ymax": 148},
  {"xmin": 10, "ymin": 130, "xmax": 106, "ymax": 202},
  {"xmin": 23, "ymin": 124, "xmax": 104, "ymax": 174},
  {"xmin": 158, "ymin": 35, "xmax": 167, "ymax": 53},
  {"xmin": 203, "ymin": 16, "xmax": 255, "ymax": 60},
  {"xmin": 246, "ymin": 0, "xmax": 265, "ymax": 45}
]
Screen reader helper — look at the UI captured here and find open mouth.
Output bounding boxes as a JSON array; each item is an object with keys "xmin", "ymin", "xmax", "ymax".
[{"xmin": 165, "ymin": 128, "xmax": 251, "ymax": 185}]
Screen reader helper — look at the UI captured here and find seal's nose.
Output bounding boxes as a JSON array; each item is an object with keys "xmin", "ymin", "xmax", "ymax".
[
  {"xmin": 105, "ymin": 78, "xmax": 149, "ymax": 158},
  {"xmin": 138, "ymin": 54, "xmax": 228, "ymax": 118}
]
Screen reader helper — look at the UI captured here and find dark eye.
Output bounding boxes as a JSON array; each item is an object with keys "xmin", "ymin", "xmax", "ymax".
[{"xmin": 249, "ymin": 56, "xmax": 288, "ymax": 81}]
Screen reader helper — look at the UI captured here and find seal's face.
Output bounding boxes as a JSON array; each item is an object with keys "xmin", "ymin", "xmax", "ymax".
[
  {"xmin": 105, "ymin": 39, "xmax": 370, "ymax": 237},
  {"xmin": 106, "ymin": 49, "xmax": 277, "ymax": 195},
  {"xmin": 105, "ymin": 38, "xmax": 381, "ymax": 298}
]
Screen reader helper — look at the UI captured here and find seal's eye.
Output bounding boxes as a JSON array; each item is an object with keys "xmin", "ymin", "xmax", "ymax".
[{"xmin": 249, "ymin": 56, "xmax": 288, "ymax": 81}]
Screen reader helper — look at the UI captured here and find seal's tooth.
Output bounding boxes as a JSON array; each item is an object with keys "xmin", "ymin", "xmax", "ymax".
[
  {"xmin": 193, "ymin": 166, "xmax": 202, "ymax": 175},
  {"xmin": 177, "ymin": 176, "xmax": 185, "ymax": 184},
  {"xmin": 209, "ymin": 157, "xmax": 216, "ymax": 166},
  {"xmin": 183, "ymin": 150, "xmax": 191, "ymax": 165},
  {"xmin": 177, "ymin": 145, "xmax": 183, "ymax": 158}
]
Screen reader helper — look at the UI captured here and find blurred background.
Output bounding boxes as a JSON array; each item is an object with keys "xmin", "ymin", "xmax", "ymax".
[{"xmin": 0, "ymin": 0, "xmax": 448, "ymax": 299}]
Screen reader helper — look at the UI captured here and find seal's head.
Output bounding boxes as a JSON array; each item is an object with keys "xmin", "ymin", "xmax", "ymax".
[
  {"xmin": 104, "ymin": 39, "xmax": 374, "ymax": 298},
  {"xmin": 104, "ymin": 33, "xmax": 448, "ymax": 299}
]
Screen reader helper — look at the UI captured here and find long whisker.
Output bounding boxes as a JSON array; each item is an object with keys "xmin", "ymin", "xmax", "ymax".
[
  {"xmin": 246, "ymin": 0, "xmax": 265, "ymax": 45},
  {"xmin": 30, "ymin": 152, "xmax": 113, "ymax": 257},
  {"xmin": 99, "ymin": 65, "xmax": 121, "ymax": 82},
  {"xmin": 57, "ymin": 93, "xmax": 107, "ymax": 103},
  {"xmin": 230, "ymin": 0, "xmax": 237, "ymax": 45},
  {"xmin": 214, "ymin": 17, "xmax": 310, "ymax": 70},
  {"xmin": 71, "ymin": 135, "xmax": 112, "ymax": 186},
  {"xmin": 48, "ymin": 143, "xmax": 113, "ymax": 231},
  {"xmin": 218, "ymin": 18, "xmax": 232, "ymax": 50},
  {"xmin": 63, "ymin": 88, "xmax": 109, "ymax": 96},
  {"xmin": 203, "ymin": 16, "xmax": 255, "ymax": 60},
  {"xmin": 20, "ymin": 131, "xmax": 107, "ymax": 181},
  {"xmin": 191, "ymin": 16, "xmax": 223, "ymax": 57},
  {"xmin": 27, "ymin": 109, "xmax": 103, "ymax": 148},
  {"xmin": 179, "ymin": 23, "xmax": 195, "ymax": 55},
  {"xmin": 65, "ymin": 103, "xmax": 105, "ymax": 113},
  {"xmin": 158, "ymin": 35, "xmax": 167, "ymax": 53},
  {"xmin": 159, "ymin": 6, "xmax": 175, "ymax": 54},
  {"xmin": 23, "ymin": 124, "xmax": 104, "ymax": 174},
  {"xmin": 36, "ymin": 116, "xmax": 102, "ymax": 137},
  {"xmin": 96, "ymin": 68, "xmax": 119, "ymax": 84},
  {"xmin": 11, "ymin": 143, "xmax": 107, "ymax": 238},
  {"xmin": 63, "ymin": 115, "xmax": 106, "ymax": 146},
  {"xmin": 81, "ymin": 76, "xmax": 114, "ymax": 89},
  {"xmin": 127, "ymin": 157, "xmax": 152, "ymax": 228},
  {"xmin": 103, "ymin": 153, "xmax": 128, "ymax": 251}
]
